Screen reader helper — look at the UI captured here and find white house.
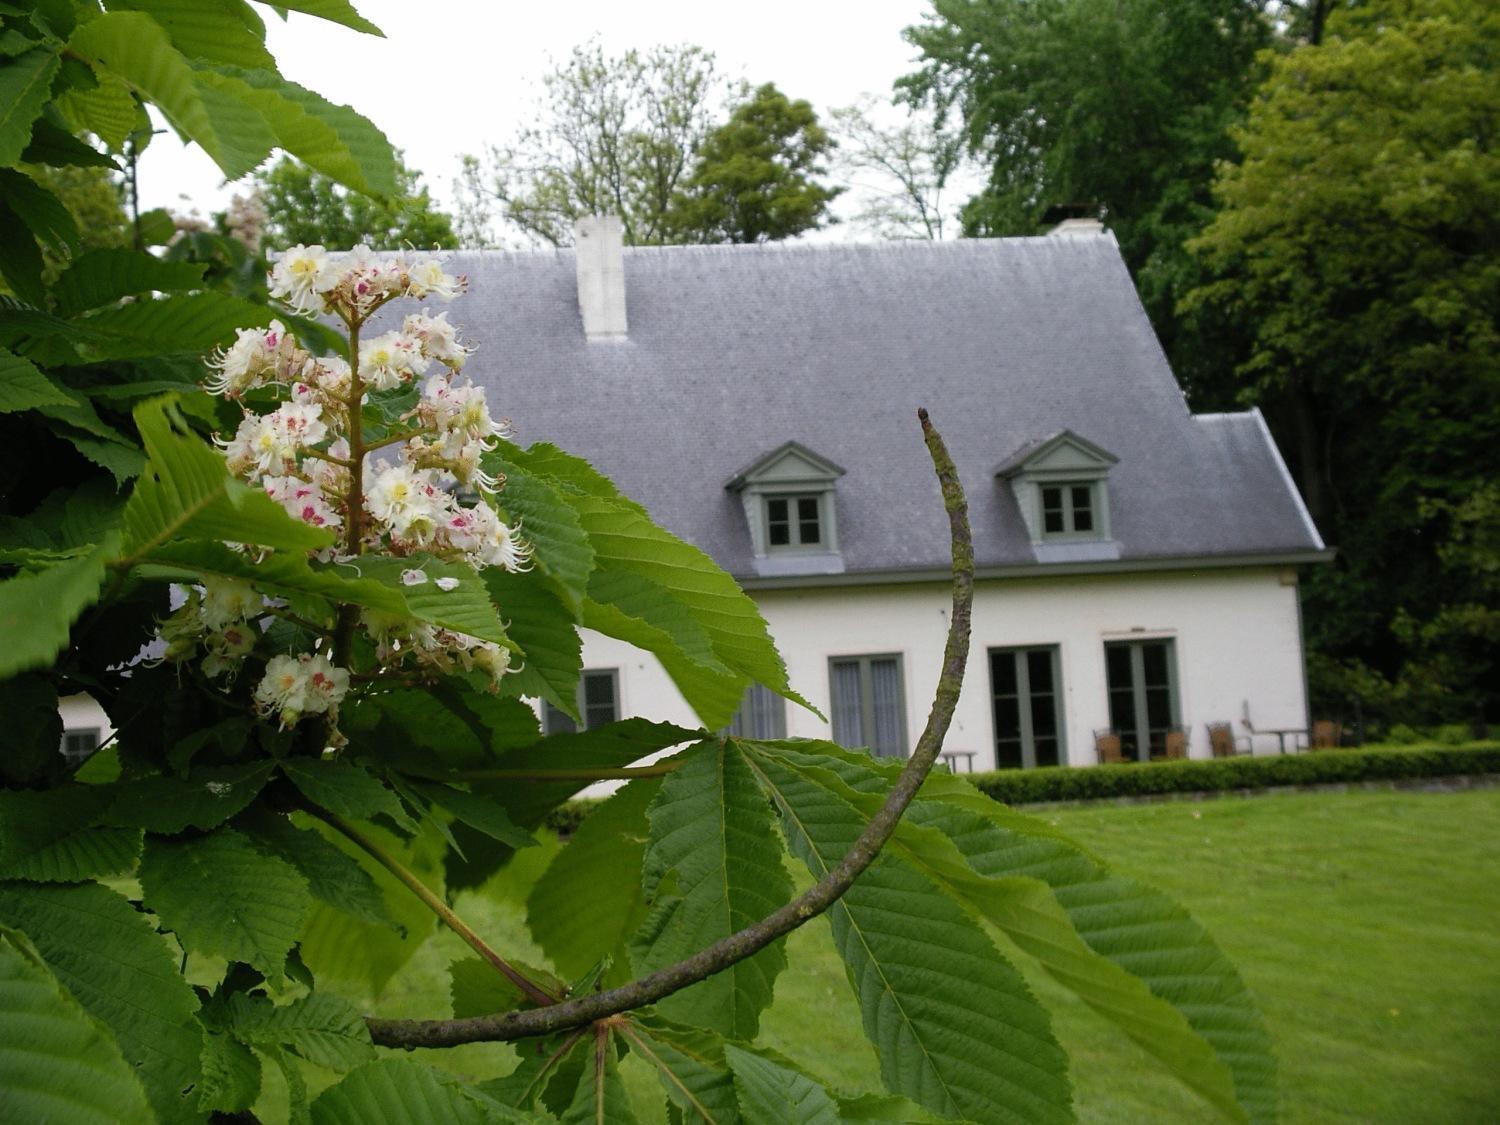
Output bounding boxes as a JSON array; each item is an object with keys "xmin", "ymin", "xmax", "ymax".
[
  {"xmin": 59, "ymin": 220, "xmax": 1329, "ymax": 771},
  {"xmin": 443, "ymin": 218, "xmax": 1329, "ymax": 770}
]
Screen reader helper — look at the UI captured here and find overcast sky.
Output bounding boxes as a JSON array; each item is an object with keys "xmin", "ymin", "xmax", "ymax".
[{"xmin": 139, "ymin": 0, "xmax": 944, "ymax": 230}]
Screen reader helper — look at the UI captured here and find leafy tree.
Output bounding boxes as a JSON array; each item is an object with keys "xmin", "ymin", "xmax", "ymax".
[
  {"xmin": 457, "ymin": 42, "xmax": 724, "ymax": 247},
  {"xmin": 0, "ymin": 2, "xmax": 1278, "ymax": 1120},
  {"xmin": 831, "ymin": 96, "xmax": 975, "ymax": 240},
  {"xmin": 900, "ymin": 0, "xmax": 1273, "ymax": 374},
  {"xmin": 665, "ymin": 82, "xmax": 839, "ymax": 244},
  {"xmin": 255, "ymin": 151, "xmax": 458, "ymax": 251},
  {"xmin": 1184, "ymin": 0, "xmax": 1500, "ymax": 727}
]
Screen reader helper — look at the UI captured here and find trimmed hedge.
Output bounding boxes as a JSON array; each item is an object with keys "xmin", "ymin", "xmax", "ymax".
[{"xmin": 969, "ymin": 744, "xmax": 1500, "ymax": 806}]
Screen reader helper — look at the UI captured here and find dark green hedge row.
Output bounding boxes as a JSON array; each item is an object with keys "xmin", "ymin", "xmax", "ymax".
[{"xmin": 969, "ymin": 744, "xmax": 1500, "ymax": 805}]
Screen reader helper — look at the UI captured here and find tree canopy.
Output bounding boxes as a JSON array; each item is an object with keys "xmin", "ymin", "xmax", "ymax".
[
  {"xmin": 1184, "ymin": 0, "xmax": 1500, "ymax": 726},
  {"xmin": 254, "ymin": 151, "xmax": 457, "ymax": 251},
  {"xmin": 457, "ymin": 44, "xmax": 837, "ymax": 248}
]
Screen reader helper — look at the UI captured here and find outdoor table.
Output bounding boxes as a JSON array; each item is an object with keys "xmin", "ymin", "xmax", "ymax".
[
  {"xmin": 1261, "ymin": 728, "xmax": 1307, "ymax": 754},
  {"xmin": 940, "ymin": 750, "xmax": 977, "ymax": 773}
]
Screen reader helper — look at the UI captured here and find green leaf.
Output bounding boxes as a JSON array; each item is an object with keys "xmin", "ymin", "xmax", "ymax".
[
  {"xmin": 20, "ymin": 116, "xmax": 120, "ymax": 167},
  {"xmin": 488, "ymin": 452, "xmax": 596, "ymax": 610},
  {"xmin": 0, "ymin": 347, "xmax": 72, "ymax": 412},
  {"xmin": 268, "ymin": 0, "xmax": 385, "ymax": 37},
  {"xmin": 356, "ymin": 554, "xmax": 510, "ymax": 646},
  {"xmin": 0, "ymin": 168, "xmax": 78, "ymax": 253},
  {"xmin": 0, "ymin": 46, "xmax": 61, "ymax": 166},
  {"xmin": 583, "ymin": 568, "xmax": 745, "ymax": 730},
  {"xmin": 0, "ymin": 199, "xmax": 45, "ymax": 305},
  {"xmin": 55, "ymin": 69, "xmax": 139, "ymax": 150},
  {"xmin": 527, "ymin": 777, "xmax": 660, "ymax": 983},
  {"xmin": 139, "ymin": 826, "xmax": 311, "ymax": 986},
  {"xmin": 103, "ymin": 759, "xmax": 275, "ymax": 833},
  {"xmin": 761, "ymin": 744, "xmax": 1248, "ymax": 1123},
  {"xmin": 411, "ymin": 780, "xmax": 536, "ymax": 849},
  {"xmin": 0, "ymin": 782, "xmax": 141, "ymax": 882},
  {"xmin": 123, "ymin": 395, "xmax": 332, "ymax": 557},
  {"xmin": 0, "ymin": 881, "xmax": 206, "ymax": 1125},
  {"xmin": 558, "ymin": 1030, "xmax": 642, "ymax": 1125},
  {"xmin": 310, "ymin": 1059, "xmax": 541, "ymax": 1125},
  {"xmin": 51, "ymin": 247, "xmax": 207, "ymax": 317},
  {"xmin": 480, "ymin": 1030, "xmax": 589, "ymax": 1117},
  {"xmin": 80, "ymin": 290, "xmax": 272, "ymax": 357},
  {"xmin": 483, "ymin": 567, "xmax": 582, "ymax": 716},
  {"xmin": 55, "ymin": 429, "xmax": 146, "ymax": 483},
  {"xmin": 726, "ymin": 1043, "xmax": 842, "ymax": 1125},
  {"xmin": 197, "ymin": 65, "xmax": 397, "ymax": 195},
  {"xmin": 624, "ymin": 1014, "xmax": 741, "ymax": 1125},
  {"xmin": 282, "ymin": 757, "xmax": 416, "ymax": 832},
  {"xmin": 295, "ymin": 819, "xmax": 440, "ymax": 998},
  {"xmin": 0, "ymin": 930, "xmax": 153, "ymax": 1125},
  {"xmin": 226, "ymin": 991, "xmax": 375, "ymax": 1072},
  {"xmin": 497, "ymin": 440, "xmax": 644, "ymax": 511},
  {"xmin": 633, "ymin": 740, "xmax": 791, "ymax": 1039},
  {"xmin": 448, "ymin": 954, "xmax": 564, "ymax": 1019},
  {"xmin": 744, "ymin": 747, "xmax": 1072, "ymax": 1124},
  {"xmin": 0, "ymin": 671, "xmax": 65, "ymax": 786},
  {"xmin": 198, "ymin": 1028, "xmax": 262, "ymax": 1114},
  {"xmin": 239, "ymin": 809, "xmax": 391, "ymax": 927},
  {"xmin": 0, "ymin": 534, "xmax": 119, "ymax": 681},
  {"xmin": 107, "ymin": 0, "xmax": 276, "ymax": 67},
  {"xmin": 70, "ymin": 12, "xmax": 269, "ymax": 177}
]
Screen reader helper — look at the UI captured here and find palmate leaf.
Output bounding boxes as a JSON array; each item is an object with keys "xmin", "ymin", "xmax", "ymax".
[
  {"xmin": 103, "ymin": 759, "xmax": 275, "ymax": 834},
  {"xmin": 79, "ymin": 290, "xmax": 273, "ymax": 358},
  {"xmin": 282, "ymin": 757, "xmax": 417, "ymax": 832},
  {"xmin": 0, "ymin": 533, "xmax": 120, "ymax": 680},
  {"xmin": 69, "ymin": 12, "xmax": 269, "ymax": 177},
  {"xmin": 311, "ymin": 1059, "xmax": 542, "ymax": 1125},
  {"xmin": 0, "ymin": 881, "xmax": 206, "ymax": 1125},
  {"xmin": 123, "ymin": 395, "xmax": 332, "ymax": 558},
  {"xmin": 198, "ymin": 66, "xmax": 397, "ymax": 195},
  {"xmin": 0, "ymin": 46, "xmax": 61, "ymax": 166},
  {"xmin": 224, "ymin": 991, "xmax": 375, "ymax": 1072},
  {"xmin": 741, "ymin": 746, "xmax": 1072, "ymax": 1125},
  {"xmin": 21, "ymin": 117, "xmax": 122, "ymax": 168},
  {"xmin": 726, "ymin": 1042, "xmax": 843, "ymax": 1125},
  {"xmin": 107, "ymin": 0, "xmax": 277, "ymax": 68},
  {"xmin": 51, "ymin": 247, "xmax": 208, "ymax": 318},
  {"xmin": 0, "ymin": 930, "xmax": 153, "ymax": 1125},
  {"xmin": 558, "ymin": 1030, "xmax": 642, "ymax": 1125},
  {"xmin": 483, "ymin": 567, "xmax": 582, "ymax": 717},
  {"xmin": 0, "ymin": 782, "xmax": 140, "ymax": 882},
  {"xmin": 55, "ymin": 69, "xmax": 139, "ymax": 150},
  {"xmin": 488, "ymin": 458, "xmax": 596, "ymax": 611},
  {"xmin": 756, "ymin": 743, "xmax": 1249, "ymax": 1123},
  {"xmin": 633, "ymin": 739, "xmax": 792, "ymax": 1039},
  {"xmin": 139, "ymin": 826, "xmax": 311, "ymax": 986},
  {"xmin": 238, "ymin": 809, "xmax": 390, "ymax": 927},
  {"xmin": 527, "ymin": 777, "xmax": 661, "ymax": 984},
  {"xmin": 623, "ymin": 1014, "xmax": 741, "ymax": 1125},
  {"xmin": 0, "ymin": 347, "xmax": 73, "ymax": 412},
  {"xmin": 198, "ymin": 1028, "xmax": 261, "ymax": 1115}
]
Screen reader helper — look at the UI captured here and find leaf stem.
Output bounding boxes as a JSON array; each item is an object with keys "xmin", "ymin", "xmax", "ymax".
[
  {"xmin": 363, "ymin": 425, "xmax": 434, "ymax": 455},
  {"xmin": 305, "ymin": 805, "xmax": 562, "ymax": 1007},
  {"xmin": 364, "ymin": 407, "xmax": 973, "ymax": 1047}
]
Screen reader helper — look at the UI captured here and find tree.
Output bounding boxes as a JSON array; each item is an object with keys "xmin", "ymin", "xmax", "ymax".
[
  {"xmin": 0, "ymin": 3, "xmax": 1277, "ymax": 1120},
  {"xmin": 831, "ymin": 96, "xmax": 975, "ymax": 240},
  {"xmin": 255, "ymin": 151, "xmax": 457, "ymax": 251},
  {"xmin": 1184, "ymin": 0, "xmax": 1500, "ymax": 726},
  {"xmin": 900, "ymin": 0, "xmax": 1273, "ymax": 373},
  {"xmin": 457, "ymin": 42, "xmax": 723, "ymax": 247},
  {"xmin": 665, "ymin": 82, "xmax": 839, "ymax": 243}
]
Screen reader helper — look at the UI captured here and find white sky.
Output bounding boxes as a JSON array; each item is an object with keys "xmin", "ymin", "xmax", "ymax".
[{"xmin": 139, "ymin": 0, "xmax": 946, "ymax": 231}]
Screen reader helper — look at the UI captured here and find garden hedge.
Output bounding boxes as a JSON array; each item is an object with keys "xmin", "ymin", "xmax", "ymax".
[{"xmin": 968, "ymin": 744, "xmax": 1500, "ymax": 805}]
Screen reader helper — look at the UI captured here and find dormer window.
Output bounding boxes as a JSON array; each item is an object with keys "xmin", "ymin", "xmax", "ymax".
[
  {"xmin": 995, "ymin": 430, "xmax": 1121, "ymax": 562},
  {"xmin": 727, "ymin": 442, "xmax": 846, "ymax": 577}
]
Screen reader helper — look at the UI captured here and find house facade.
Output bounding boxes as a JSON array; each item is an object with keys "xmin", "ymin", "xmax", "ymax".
[
  {"xmin": 449, "ymin": 218, "xmax": 1329, "ymax": 769},
  {"xmin": 59, "ymin": 221, "xmax": 1328, "ymax": 770}
]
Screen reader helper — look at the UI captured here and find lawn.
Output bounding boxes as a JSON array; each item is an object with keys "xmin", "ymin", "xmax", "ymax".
[{"xmin": 370, "ymin": 786, "xmax": 1500, "ymax": 1122}]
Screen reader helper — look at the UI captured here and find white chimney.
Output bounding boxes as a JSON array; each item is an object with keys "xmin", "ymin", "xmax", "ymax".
[
  {"xmin": 1048, "ymin": 217, "xmax": 1105, "ymax": 237},
  {"xmin": 574, "ymin": 215, "xmax": 628, "ymax": 339}
]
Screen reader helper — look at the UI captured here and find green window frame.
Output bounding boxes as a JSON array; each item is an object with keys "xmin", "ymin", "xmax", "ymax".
[
  {"xmin": 1039, "ymin": 482, "xmax": 1098, "ymax": 537},
  {"xmin": 543, "ymin": 669, "xmax": 620, "ymax": 735},
  {"xmin": 1103, "ymin": 640, "xmax": 1179, "ymax": 760},
  {"xmin": 989, "ymin": 646, "xmax": 1066, "ymax": 769},
  {"xmin": 764, "ymin": 493, "xmax": 825, "ymax": 550},
  {"xmin": 59, "ymin": 728, "xmax": 101, "ymax": 765},
  {"xmin": 829, "ymin": 654, "xmax": 907, "ymax": 758}
]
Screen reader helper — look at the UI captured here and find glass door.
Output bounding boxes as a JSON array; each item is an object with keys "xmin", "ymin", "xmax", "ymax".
[
  {"xmin": 1104, "ymin": 640, "xmax": 1178, "ymax": 760},
  {"xmin": 989, "ymin": 647, "xmax": 1065, "ymax": 769}
]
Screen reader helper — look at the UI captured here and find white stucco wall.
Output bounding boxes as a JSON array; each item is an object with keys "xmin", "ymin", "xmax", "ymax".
[{"xmin": 575, "ymin": 566, "xmax": 1311, "ymax": 770}]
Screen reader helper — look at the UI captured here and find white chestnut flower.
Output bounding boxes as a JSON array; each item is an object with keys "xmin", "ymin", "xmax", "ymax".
[
  {"xmin": 253, "ymin": 652, "xmax": 349, "ymax": 728},
  {"xmin": 263, "ymin": 474, "xmax": 342, "ymax": 530},
  {"xmin": 359, "ymin": 331, "xmax": 428, "ymax": 391},
  {"xmin": 403, "ymin": 311, "xmax": 473, "ymax": 369},
  {"xmin": 206, "ymin": 321, "xmax": 295, "ymax": 397},
  {"xmin": 198, "ymin": 577, "xmax": 260, "ymax": 629},
  {"xmin": 404, "ymin": 256, "xmax": 464, "ymax": 301},
  {"xmin": 270, "ymin": 245, "xmax": 340, "ymax": 313}
]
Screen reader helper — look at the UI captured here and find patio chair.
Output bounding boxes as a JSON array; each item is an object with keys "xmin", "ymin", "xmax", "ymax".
[
  {"xmin": 1163, "ymin": 727, "xmax": 1188, "ymax": 760},
  {"xmin": 1207, "ymin": 721, "xmax": 1251, "ymax": 758},
  {"xmin": 1094, "ymin": 729, "xmax": 1124, "ymax": 765},
  {"xmin": 1311, "ymin": 720, "xmax": 1343, "ymax": 749}
]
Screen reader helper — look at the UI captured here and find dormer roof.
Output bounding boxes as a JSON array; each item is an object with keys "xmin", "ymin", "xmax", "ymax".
[
  {"xmin": 727, "ymin": 441, "xmax": 846, "ymax": 492},
  {"xmin": 994, "ymin": 430, "xmax": 1118, "ymax": 479}
]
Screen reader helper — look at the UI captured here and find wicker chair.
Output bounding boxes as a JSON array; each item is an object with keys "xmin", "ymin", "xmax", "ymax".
[
  {"xmin": 1162, "ymin": 727, "xmax": 1189, "ymax": 760},
  {"xmin": 1311, "ymin": 720, "xmax": 1343, "ymax": 749},
  {"xmin": 1207, "ymin": 721, "xmax": 1251, "ymax": 758},
  {"xmin": 1094, "ymin": 729, "xmax": 1124, "ymax": 764}
]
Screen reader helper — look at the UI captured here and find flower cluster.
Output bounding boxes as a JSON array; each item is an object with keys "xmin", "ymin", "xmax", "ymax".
[{"xmin": 163, "ymin": 245, "xmax": 532, "ymax": 731}]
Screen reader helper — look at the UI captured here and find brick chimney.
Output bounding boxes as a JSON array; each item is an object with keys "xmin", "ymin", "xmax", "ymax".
[{"xmin": 574, "ymin": 215, "xmax": 628, "ymax": 339}]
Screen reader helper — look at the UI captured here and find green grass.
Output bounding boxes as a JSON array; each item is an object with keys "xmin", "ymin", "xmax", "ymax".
[{"xmin": 369, "ymin": 786, "xmax": 1500, "ymax": 1123}]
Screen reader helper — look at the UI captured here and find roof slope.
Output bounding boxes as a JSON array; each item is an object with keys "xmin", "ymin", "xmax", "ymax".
[{"xmin": 402, "ymin": 235, "xmax": 1323, "ymax": 579}]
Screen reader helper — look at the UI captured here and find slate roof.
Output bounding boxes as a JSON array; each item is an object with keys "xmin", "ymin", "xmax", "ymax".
[{"xmin": 404, "ymin": 234, "xmax": 1325, "ymax": 581}]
